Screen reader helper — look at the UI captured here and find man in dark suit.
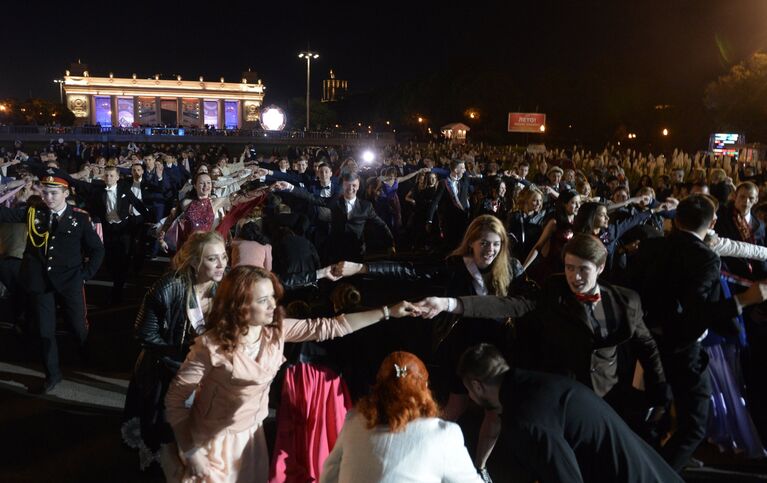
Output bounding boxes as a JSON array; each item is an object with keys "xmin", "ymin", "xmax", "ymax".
[
  {"xmin": 426, "ymin": 159, "xmax": 475, "ymax": 251},
  {"xmin": 0, "ymin": 176, "xmax": 104, "ymax": 393},
  {"xmin": 63, "ymin": 166, "xmax": 149, "ymax": 303},
  {"xmin": 274, "ymin": 172, "xmax": 393, "ymax": 263},
  {"xmin": 629, "ymin": 194, "xmax": 767, "ymax": 471},
  {"xmin": 456, "ymin": 343, "xmax": 683, "ymax": 483}
]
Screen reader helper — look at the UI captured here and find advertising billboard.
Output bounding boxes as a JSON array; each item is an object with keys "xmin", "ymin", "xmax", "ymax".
[{"xmin": 508, "ymin": 113, "xmax": 546, "ymax": 133}]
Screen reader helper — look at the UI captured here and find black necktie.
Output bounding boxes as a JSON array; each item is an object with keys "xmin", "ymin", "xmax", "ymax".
[
  {"xmin": 50, "ymin": 212, "xmax": 59, "ymax": 232},
  {"xmin": 585, "ymin": 302, "xmax": 607, "ymax": 339}
]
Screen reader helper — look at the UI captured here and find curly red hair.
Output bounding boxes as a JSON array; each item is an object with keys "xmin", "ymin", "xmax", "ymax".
[
  {"xmin": 206, "ymin": 266, "xmax": 285, "ymax": 354},
  {"xmin": 356, "ymin": 351, "xmax": 440, "ymax": 432}
]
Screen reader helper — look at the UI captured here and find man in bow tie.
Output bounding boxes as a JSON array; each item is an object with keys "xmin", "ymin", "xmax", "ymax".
[{"xmin": 415, "ymin": 234, "xmax": 670, "ymax": 419}]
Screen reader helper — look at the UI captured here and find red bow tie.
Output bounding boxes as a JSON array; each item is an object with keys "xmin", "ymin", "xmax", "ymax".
[{"xmin": 574, "ymin": 292, "xmax": 601, "ymax": 303}]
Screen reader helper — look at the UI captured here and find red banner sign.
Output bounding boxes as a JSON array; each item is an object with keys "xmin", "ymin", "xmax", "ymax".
[{"xmin": 508, "ymin": 113, "xmax": 546, "ymax": 133}]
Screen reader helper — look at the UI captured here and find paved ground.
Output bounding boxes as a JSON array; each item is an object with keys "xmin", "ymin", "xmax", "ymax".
[{"xmin": 1, "ymin": 258, "xmax": 767, "ymax": 482}]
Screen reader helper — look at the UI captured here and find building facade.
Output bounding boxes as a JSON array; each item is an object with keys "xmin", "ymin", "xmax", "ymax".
[
  {"xmin": 63, "ymin": 67, "xmax": 265, "ymax": 129},
  {"xmin": 322, "ymin": 69, "xmax": 348, "ymax": 103}
]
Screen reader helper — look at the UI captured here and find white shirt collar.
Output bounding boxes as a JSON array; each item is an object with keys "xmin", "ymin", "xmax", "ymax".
[{"xmin": 52, "ymin": 205, "xmax": 67, "ymax": 217}]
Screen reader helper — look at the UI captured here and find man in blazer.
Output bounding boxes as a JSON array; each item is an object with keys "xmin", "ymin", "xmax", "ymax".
[
  {"xmin": 426, "ymin": 159, "xmax": 475, "ymax": 251},
  {"xmin": 0, "ymin": 176, "xmax": 104, "ymax": 393},
  {"xmin": 63, "ymin": 166, "xmax": 150, "ymax": 304},
  {"xmin": 629, "ymin": 194, "xmax": 767, "ymax": 471},
  {"xmin": 273, "ymin": 172, "xmax": 393, "ymax": 263},
  {"xmin": 456, "ymin": 344, "xmax": 683, "ymax": 483}
]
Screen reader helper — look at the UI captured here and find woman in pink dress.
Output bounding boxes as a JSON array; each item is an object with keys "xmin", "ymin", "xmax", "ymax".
[{"xmin": 164, "ymin": 266, "xmax": 418, "ymax": 482}]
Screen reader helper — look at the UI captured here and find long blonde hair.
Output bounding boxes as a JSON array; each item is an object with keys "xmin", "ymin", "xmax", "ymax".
[
  {"xmin": 450, "ymin": 215, "xmax": 511, "ymax": 296},
  {"xmin": 172, "ymin": 231, "xmax": 226, "ymax": 308}
]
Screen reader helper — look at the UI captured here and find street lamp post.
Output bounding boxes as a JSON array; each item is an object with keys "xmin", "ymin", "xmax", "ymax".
[
  {"xmin": 53, "ymin": 79, "xmax": 64, "ymax": 104},
  {"xmin": 298, "ymin": 51, "xmax": 319, "ymax": 131}
]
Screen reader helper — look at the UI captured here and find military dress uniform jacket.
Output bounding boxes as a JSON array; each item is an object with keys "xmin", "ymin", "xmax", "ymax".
[{"xmin": 0, "ymin": 204, "xmax": 104, "ymax": 294}]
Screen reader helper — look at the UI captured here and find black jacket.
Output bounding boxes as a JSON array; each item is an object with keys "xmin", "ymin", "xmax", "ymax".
[
  {"xmin": 499, "ymin": 369, "xmax": 682, "ymax": 483},
  {"xmin": 426, "ymin": 176, "xmax": 473, "ymax": 223},
  {"xmin": 65, "ymin": 177, "xmax": 150, "ymax": 224},
  {"xmin": 459, "ymin": 275, "xmax": 669, "ymax": 404},
  {"xmin": 628, "ymin": 230, "xmax": 740, "ymax": 351},
  {"xmin": 0, "ymin": 204, "xmax": 104, "ymax": 294}
]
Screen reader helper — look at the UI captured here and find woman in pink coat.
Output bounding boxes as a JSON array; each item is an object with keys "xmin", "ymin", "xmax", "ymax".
[{"xmin": 164, "ymin": 266, "xmax": 417, "ymax": 482}]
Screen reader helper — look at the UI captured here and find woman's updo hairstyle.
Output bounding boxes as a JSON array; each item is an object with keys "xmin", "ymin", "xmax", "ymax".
[{"xmin": 356, "ymin": 351, "xmax": 439, "ymax": 432}]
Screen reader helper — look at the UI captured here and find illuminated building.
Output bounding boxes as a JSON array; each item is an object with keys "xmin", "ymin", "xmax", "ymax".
[
  {"xmin": 322, "ymin": 69, "xmax": 348, "ymax": 103},
  {"xmin": 62, "ymin": 63, "xmax": 265, "ymax": 128}
]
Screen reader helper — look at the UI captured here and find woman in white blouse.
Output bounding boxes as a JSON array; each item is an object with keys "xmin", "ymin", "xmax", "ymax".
[{"xmin": 321, "ymin": 351, "xmax": 482, "ymax": 483}]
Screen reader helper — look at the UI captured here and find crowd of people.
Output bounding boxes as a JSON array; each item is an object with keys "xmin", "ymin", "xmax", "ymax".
[{"xmin": 2, "ymin": 136, "xmax": 767, "ymax": 482}]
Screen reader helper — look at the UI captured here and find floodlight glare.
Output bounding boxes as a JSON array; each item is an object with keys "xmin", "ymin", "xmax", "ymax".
[
  {"xmin": 362, "ymin": 150, "xmax": 375, "ymax": 163},
  {"xmin": 260, "ymin": 106, "xmax": 286, "ymax": 131}
]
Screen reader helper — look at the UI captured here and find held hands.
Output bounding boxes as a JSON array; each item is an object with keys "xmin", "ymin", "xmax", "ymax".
[
  {"xmin": 412, "ymin": 297, "xmax": 450, "ymax": 319},
  {"xmin": 388, "ymin": 300, "xmax": 422, "ymax": 318},
  {"xmin": 331, "ymin": 261, "xmax": 366, "ymax": 278},
  {"xmin": 270, "ymin": 181, "xmax": 292, "ymax": 191}
]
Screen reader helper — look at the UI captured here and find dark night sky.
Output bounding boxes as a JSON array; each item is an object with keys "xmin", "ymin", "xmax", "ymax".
[{"xmin": 3, "ymin": 0, "xmax": 767, "ymax": 115}]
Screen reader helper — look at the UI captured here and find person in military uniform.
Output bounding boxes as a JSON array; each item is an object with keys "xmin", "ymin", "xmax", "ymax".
[{"xmin": 0, "ymin": 176, "xmax": 104, "ymax": 393}]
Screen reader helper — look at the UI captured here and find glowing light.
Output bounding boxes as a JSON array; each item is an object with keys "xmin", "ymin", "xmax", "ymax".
[
  {"xmin": 662, "ymin": 128, "xmax": 669, "ymax": 136},
  {"xmin": 539, "ymin": 125, "xmax": 546, "ymax": 132},
  {"xmin": 417, "ymin": 117, "xmax": 423, "ymax": 123},
  {"xmin": 469, "ymin": 112, "xmax": 476, "ymax": 119},
  {"xmin": 260, "ymin": 106, "xmax": 286, "ymax": 131},
  {"xmin": 362, "ymin": 150, "xmax": 375, "ymax": 163},
  {"xmin": 0, "ymin": 105, "xmax": 6, "ymax": 111}
]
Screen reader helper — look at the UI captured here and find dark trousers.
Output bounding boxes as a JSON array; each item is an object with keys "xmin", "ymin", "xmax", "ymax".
[
  {"xmin": 29, "ymin": 282, "xmax": 88, "ymax": 380},
  {"xmin": 103, "ymin": 217, "xmax": 143, "ymax": 301},
  {"xmin": 660, "ymin": 344, "xmax": 711, "ymax": 472}
]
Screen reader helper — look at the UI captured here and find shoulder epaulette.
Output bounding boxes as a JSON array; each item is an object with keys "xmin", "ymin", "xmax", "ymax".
[{"xmin": 72, "ymin": 207, "xmax": 92, "ymax": 218}]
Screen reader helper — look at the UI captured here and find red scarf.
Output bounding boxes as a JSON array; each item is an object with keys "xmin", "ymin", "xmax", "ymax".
[{"xmin": 733, "ymin": 208, "xmax": 755, "ymax": 244}]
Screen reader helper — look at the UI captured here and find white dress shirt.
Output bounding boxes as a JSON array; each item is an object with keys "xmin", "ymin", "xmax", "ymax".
[
  {"xmin": 104, "ymin": 185, "xmax": 120, "ymax": 223},
  {"xmin": 130, "ymin": 180, "xmax": 143, "ymax": 216}
]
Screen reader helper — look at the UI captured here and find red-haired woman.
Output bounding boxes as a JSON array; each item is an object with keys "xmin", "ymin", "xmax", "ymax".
[
  {"xmin": 164, "ymin": 266, "xmax": 416, "ymax": 482},
  {"xmin": 320, "ymin": 351, "xmax": 482, "ymax": 483}
]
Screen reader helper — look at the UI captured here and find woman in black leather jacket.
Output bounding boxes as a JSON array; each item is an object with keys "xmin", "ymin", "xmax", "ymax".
[{"xmin": 122, "ymin": 231, "xmax": 228, "ymax": 476}]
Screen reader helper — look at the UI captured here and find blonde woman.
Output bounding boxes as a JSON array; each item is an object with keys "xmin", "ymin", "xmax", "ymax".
[{"xmin": 123, "ymin": 231, "xmax": 228, "ymax": 477}]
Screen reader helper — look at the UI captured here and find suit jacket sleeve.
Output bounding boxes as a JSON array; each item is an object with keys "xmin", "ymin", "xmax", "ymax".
[
  {"xmin": 0, "ymin": 206, "xmax": 28, "ymax": 223},
  {"xmin": 126, "ymin": 189, "xmax": 151, "ymax": 219},
  {"xmin": 512, "ymin": 425, "xmax": 585, "ymax": 483},
  {"xmin": 626, "ymin": 292, "xmax": 670, "ymax": 405},
  {"xmin": 459, "ymin": 294, "xmax": 537, "ymax": 319},
  {"xmin": 683, "ymin": 252, "xmax": 740, "ymax": 337},
  {"xmin": 81, "ymin": 217, "xmax": 105, "ymax": 280},
  {"xmin": 363, "ymin": 203, "xmax": 394, "ymax": 243},
  {"xmin": 426, "ymin": 182, "xmax": 446, "ymax": 223}
]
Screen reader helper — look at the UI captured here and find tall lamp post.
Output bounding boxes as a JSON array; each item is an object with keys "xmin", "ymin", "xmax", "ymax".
[
  {"xmin": 53, "ymin": 79, "xmax": 65, "ymax": 104},
  {"xmin": 298, "ymin": 51, "xmax": 319, "ymax": 130}
]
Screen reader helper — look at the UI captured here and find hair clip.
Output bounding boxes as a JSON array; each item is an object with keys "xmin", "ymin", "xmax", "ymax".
[{"xmin": 394, "ymin": 363, "xmax": 408, "ymax": 378}]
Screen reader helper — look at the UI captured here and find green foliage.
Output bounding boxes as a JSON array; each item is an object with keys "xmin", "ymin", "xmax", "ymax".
[{"xmin": 704, "ymin": 52, "xmax": 767, "ymax": 137}]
